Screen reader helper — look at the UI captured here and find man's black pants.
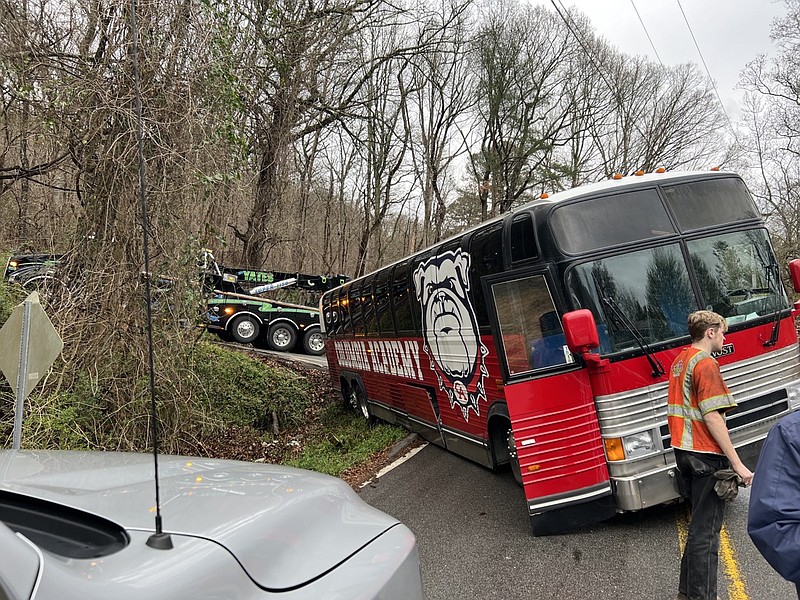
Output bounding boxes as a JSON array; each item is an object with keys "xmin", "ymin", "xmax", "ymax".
[{"xmin": 674, "ymin": 449, "xmax": 729, "ymax": 600}]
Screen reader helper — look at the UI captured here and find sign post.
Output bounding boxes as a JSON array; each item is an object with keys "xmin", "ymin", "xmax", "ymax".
[{"xmin": 0, "ymin": 292, "xmax": 64, "ymax": 449}]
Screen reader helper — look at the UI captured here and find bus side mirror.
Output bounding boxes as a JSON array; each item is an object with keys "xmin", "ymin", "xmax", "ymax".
[
  {"xmin": 789, "ymin": 259, "xmax": 800, "ymax": 293},
  {"xmin": 562, "ymin": 309, "xmax": 600, "ymax": 354}
]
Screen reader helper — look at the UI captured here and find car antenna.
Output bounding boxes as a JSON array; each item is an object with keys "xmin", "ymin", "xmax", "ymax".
[{"xmin": 130, "ymin": 0, "xmax": 172, "ymax": 551}]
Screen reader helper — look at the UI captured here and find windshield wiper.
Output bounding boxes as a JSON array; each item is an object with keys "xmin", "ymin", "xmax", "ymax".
[
  {"xmin": 591, "ymin": 272, "xmax": 666, "ymax": 378},
  {"xmin": 751, "ymin": 240, "xmax": 783, "ymax": 347}
]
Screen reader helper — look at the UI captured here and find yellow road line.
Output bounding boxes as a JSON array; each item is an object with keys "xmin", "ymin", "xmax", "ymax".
[
  {"xmin": 676, "ymin": 508, "xmax": 750, "ymax": 600},
  {"xmin": 720, "ymin": 524, "xmax": 749, "ymax": 600}
]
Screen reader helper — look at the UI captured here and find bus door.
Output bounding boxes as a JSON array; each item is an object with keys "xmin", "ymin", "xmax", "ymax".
[{"xmin": 484, "ymin": 267, "xmax": 614, "ymax": 534}]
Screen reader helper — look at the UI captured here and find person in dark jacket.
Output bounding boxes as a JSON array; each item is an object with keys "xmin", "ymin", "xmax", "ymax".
[{"xmin": 747, "ymin": 409, "xmax": 800, "ymax": 598}]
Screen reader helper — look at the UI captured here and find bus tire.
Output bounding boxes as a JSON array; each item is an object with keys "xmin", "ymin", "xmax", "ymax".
[
  {"xmin": 302, "ymin": 328, "xmax": 325, "ymax": 356},
  {"xmin": 230, "ymin": 315, "xmax": 260, "ymax": 345},
  {"xmin": 344, "ymin": 381, "xmax": 358, "ymax": 412},
  {"xmin": 507, "ymin": 427, "xmax": 523, "ymax": 486},
  {"xmin": 352, "ymin": 382, "xmax": 373, "ymax": 423},
  {"xmin": 267, "ymin": 322, "xmax": 298, "ymax": 352}
]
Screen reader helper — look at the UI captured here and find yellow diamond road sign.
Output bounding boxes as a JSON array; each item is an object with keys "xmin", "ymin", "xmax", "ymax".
[{"xmin": 0, "ymin": 291, "xmax": 63, "ymax": 399}]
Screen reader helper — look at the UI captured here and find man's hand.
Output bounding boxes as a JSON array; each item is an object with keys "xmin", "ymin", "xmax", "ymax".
[
  {"xmin": 733, "ymin": 463, "xmax": 754, "ymax": 486},
  {"xmin": 704, "ymin": 409, "xmax": 754, "ymax": 486}
]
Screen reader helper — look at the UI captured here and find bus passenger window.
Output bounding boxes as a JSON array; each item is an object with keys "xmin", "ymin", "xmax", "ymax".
[
  {"xmin": 349, "ymin": 284, "xmax": 364, "ymax": 336},
  {"xmin": 510, "ymin": 213, "xmax": 537, "ymax": 263},
  {"xmin": 375, "ymin": 271, "xmax": 393, "ymax": 335},
  {"xmin": 363, "ymin": 276, "xmax": 378, "ymax": 336},
  {"xmin": 491, "ymin": 275, "xmax": 572, "ymax": 375},
  {"xmin": 322, "ymin": 292, "xmax": 336, "ymax": 338},
  {"xmin": 340, "ymin": 285, "xmax": 352, "ymax": 335},
  {"xmin": 391, "ymin": 263, "xmax": 415, "ymax": 335},
  {"xmin": 468, "ymin": 224, "xmax": 503, "ymax": 329}
]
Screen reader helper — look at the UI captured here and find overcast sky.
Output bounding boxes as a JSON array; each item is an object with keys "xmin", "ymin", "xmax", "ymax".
[{"xmin": 534, "ymin": 0, "xmax": 788, "ymax": 119}]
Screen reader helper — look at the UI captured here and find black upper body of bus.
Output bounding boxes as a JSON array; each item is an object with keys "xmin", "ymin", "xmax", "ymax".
[{"xmin": 322, "ymin": 171, "xmax": 791, "ymax": 365}]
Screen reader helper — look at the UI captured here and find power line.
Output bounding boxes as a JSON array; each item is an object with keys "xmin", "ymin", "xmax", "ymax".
[
  {"xmin": 675, "ymin": 0, "xmax": 740, "ymax": 144},
  {"xmin": 630, "ymin": 0, "xmax": 663, "ymax": 66},
  {"xmin": 550, "ymin": 0, "xmax": 650, "ymax": 142}
]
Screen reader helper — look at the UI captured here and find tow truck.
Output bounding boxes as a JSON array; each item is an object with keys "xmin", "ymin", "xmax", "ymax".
[
  {"xmin": 3, "ymin": 249, "xmax": 347, "ymax": 356},
  {"xmin": 197, "ymin": 251, "xmax": 348, "ymax": 356}
]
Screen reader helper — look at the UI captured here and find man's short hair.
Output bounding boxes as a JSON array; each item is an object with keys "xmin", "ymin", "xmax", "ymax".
[{"xmin": 688, "ymin": 310, "xmax": 727, "ymax": 342}]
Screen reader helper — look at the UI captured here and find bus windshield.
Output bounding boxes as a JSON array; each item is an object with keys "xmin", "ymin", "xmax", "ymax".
[{"xmin": 567, "ymin": 228, "xmax": 790, "ymax": 354}]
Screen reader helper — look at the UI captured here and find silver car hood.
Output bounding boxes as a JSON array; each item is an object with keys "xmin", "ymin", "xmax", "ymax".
[{"xmin": 0, "ymin": 450, "xmax": 398, "ymax": 591}]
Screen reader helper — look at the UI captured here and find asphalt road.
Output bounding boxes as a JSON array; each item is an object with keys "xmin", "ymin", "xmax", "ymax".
[{"xmin": 359, "ymin": 443, "xmax": 796, "ymax": 600}]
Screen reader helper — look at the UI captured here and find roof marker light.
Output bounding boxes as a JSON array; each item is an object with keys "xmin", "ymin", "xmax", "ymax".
[
  {"xmin": 540, "ymin": 192, "xmax": 550, "ymax": 199},
  {"xmin": 612, "ymin": 173, "xmax": 623, "ymax": 180},
  {"xmin": 710, "ymin": 166, "xmax": 720, "ymax": 171},
  {"xmin": 634, "ymin": 170, "xmax": 645, "ymax": 176},
  {"xmin": 655, "ymin": 167, "xmax": 666, "ymax": 173}
]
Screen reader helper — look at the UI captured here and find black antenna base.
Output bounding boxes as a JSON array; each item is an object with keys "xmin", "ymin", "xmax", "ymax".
[{"xmin": 146, "ymin": 532, "xmax": 174, "ymax": 550}]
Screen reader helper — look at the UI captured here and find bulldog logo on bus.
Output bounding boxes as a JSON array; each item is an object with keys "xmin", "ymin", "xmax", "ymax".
[{"xmin": 413, "ymin": 249, "xmax": 488, "ymax": 421}]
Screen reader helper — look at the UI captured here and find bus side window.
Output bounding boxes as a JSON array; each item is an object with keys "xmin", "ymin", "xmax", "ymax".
[
  {"xmin": 323, "ymin": 292, "xmax": 336, "ymax": 338},
  {"xmin": 491, "ymin": 274, "xmax": 571, "ymax": 375},
  {"xmin": 409, "ymin": 250, "xmax": 434, "ymax": 336},
  {"xmin": 340, "ymin": 284, "xmax": 352, "ymax": 336},
  {"xmin": 468, "ymin": 223, "xmax": 503, "ymax": 330},
  {"xmin": 375, "ymin": 270, "xmax": 392, "ymax": 336},
  {"xmin": 510, "ymin": 212, "xmax": 538, "ymax": 263},
  {"xmin": 392, "ymin": 262, "xmax": 415, "ymax": 335},
  {"xmin": 349, "ymin": 284, "xmax": 364, "ymax": 336},
  {"xmin": 363, "ymin": 275, "xmax": 378, "ymax": 336}
]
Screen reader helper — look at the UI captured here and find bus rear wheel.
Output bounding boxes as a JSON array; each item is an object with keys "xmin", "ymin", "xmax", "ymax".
[{"xmin": 507, "ymin": 428, "xmax": 523, "ymax": 486}]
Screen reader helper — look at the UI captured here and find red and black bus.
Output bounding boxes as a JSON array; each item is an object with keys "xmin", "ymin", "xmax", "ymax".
[{"xmin": 319, "ymin": 170, "xmax": 800, "ymax": 534}]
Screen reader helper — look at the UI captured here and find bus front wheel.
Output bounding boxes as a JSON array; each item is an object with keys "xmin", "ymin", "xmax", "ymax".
[{"xmin": 507, "ymin": 428, "xmax": 523, "ymax": 486}]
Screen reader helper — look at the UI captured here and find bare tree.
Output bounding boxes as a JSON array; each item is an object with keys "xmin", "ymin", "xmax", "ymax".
[
  {"xmin": 468, "ymin": 0, "xmax": 575, "ymax": 218},
  {"xmin": 739, "ymin": 0, "xmax": 800, "ymax": 263},
  {"xmin": 404, "ymin": 0, "xmax": 474, "ymax": 248}
]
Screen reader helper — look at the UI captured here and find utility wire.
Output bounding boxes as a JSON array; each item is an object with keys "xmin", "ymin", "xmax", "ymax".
[
  {"xmin": 630, "ymin": 0, "xmax": 663, "ymax": 65},
  {"xmin": 675, "ymin": 0, "xmax": 740, "ymax": 145},
  {"xmin": 550, "ymin": 0, "xmax": 650, "ymax": 144}
]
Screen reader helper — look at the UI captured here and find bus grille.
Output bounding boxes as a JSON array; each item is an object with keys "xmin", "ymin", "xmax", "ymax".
[
  {"xmin": 660, "ymin": 388, "xmax": 789, "ymax": 448},
  {"xmin": 596, "ymin": 344, "xmax": 800, "ymax": 451}
]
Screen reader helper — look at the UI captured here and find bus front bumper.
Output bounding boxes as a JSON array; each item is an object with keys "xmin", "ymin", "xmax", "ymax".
[{"xmin": 611, "ymin": 437, "xmax": 765, "ymax": 512}]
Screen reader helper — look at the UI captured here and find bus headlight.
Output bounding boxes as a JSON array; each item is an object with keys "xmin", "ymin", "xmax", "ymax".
[
  {"xmin": 622, "ymin": 431, "xmax": 656, "ymax": 459},
  {"xmin": 605, "ymin": 431, "xmax": 657, "ymax": 461}
]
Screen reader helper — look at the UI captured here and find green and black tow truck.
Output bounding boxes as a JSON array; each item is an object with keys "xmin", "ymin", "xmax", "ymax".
[
  {"xmin": 3, "ymin": 249, "xmax": 347, "ymax": 356},
  {"xmin": 201, "ymin": 252, "xmax": 348, "ymax": 356}
]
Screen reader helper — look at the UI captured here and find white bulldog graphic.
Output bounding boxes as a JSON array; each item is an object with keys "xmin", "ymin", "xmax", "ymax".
[{"xmin": 413, "ymin": 249, "xmax": 488, "ymax": 421}]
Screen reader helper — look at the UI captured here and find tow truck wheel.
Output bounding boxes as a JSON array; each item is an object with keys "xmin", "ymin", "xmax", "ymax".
[
  {"xmin": 267, "ymin": 322, "xmax": 297, "ymax": 352},
  {"xmin": 302, "ymin": 329, "xmax": 325, "ymax": 356},
  {"xmin": 230, "ymin": 315, "xmax": 260, "ymax": 344},
  {"xmin": 507, "ymin": 428, "xmax": 523, "ymax": 487}
]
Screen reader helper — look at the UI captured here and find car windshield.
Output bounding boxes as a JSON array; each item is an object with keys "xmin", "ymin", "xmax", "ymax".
[{"xmin": 566, "ymin": 229, "xmax": 790, "ymax": 355}]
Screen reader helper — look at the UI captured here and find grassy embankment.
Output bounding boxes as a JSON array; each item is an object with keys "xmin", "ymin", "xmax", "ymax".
[{"xmin": 0, "ymin": 267, "xmax": 405, "ymax": 479}]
